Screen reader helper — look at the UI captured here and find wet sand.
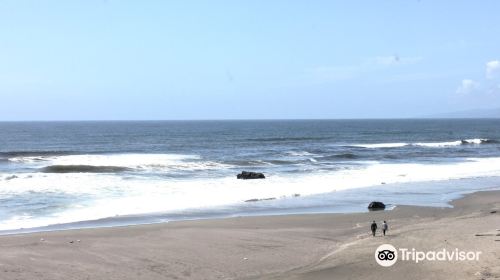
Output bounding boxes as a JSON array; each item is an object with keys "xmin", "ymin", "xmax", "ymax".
[{"xmin": 0, "ymin": 190, "xmax": 499, "ymax": 279}]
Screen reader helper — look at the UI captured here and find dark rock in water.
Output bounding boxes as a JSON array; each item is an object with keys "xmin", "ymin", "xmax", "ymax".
[
  {"xmin": 237, "ymin": 171, "xmax": 265, "ymax": 179},
  {"xmin": 368, "ymin": 201, "xmax": 386, "ymax": 210}
]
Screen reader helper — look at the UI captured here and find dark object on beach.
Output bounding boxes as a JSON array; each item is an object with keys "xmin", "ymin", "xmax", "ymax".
[
  {"xmin": 490, "ymin": 210, "xmax": 497, "ymax": 214},
  {"xmin": 237, "ymin": 171, "xmax": 265, "ymax": 179},
  {"xmin": 368, "ymin": 201, "xmax": 386, "ymax": 210}
]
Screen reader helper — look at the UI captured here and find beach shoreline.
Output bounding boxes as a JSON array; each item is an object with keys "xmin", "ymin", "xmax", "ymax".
[
  {"xmin": 3, "ymin": 180, "xmax": 499, "ymax": 236},
  {"xmin": 0, "ymin": 189, "xmax": 498, "ymax": 279}
]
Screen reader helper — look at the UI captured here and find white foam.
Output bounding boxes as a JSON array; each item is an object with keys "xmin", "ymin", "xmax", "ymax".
[
  {"xmin": 413, "ymin": 141, "xmax": 463, "ymax": 147},
  {"xmin": 351, "ymin": 138, "xmax": 492, "ymax": 148},
  {"xmin": 463, "ymin": 138, "xmax": 486, "ymax": 144},
  {"xmin": 10, "ymin": 153, "xmax": 196, "ymax": 165},
  {"xmin": 8, "ymin": 153, "xmax": 231, "ymax": 171},
  {"xmin": 2, "ymin": 157, "xmax": 500, "ymax": 230}
]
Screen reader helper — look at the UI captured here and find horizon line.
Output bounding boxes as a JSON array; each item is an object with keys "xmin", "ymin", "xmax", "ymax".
[{"xmin": 1, "ymin": 117, "xmax": 499, "ymax": 122}]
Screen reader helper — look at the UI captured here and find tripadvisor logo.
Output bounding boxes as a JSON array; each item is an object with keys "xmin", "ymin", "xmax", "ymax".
[
  {"xmin": 375, "ymin": 244, "xmax": 481, "ymax": 267},
  {"xmin": 375, "ymin": 244, "xmax": 397, "ymax": 267}
]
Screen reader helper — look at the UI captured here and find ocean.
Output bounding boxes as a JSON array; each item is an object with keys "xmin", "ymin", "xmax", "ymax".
[{"xmin": 1, "ymin": 119, "xmax": 500, "ymax": 233}]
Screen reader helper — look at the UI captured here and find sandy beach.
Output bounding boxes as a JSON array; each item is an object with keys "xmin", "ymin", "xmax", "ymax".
[{"xmin": 0, "ymin": 190, "xmax": 498, "ymax": 280}]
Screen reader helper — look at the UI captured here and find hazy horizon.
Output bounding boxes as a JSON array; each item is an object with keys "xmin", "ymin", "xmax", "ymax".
[{"xmin": 1, "ymin": 115, "xmax": 500, "ymax": 122}]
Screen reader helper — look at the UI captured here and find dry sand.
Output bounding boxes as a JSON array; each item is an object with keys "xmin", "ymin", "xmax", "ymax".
[{"xmin": 0, "ymin": 190, "xmax": 499, "ymax": 280}]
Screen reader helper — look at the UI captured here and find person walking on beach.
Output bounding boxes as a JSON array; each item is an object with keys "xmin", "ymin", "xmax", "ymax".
[
  {"xmin": 382, "ymin": 220, "xmax": 388, "ymax": 236},
  {"xmin": 371, "ymin": 221, "xmax": 377, "ymax": 237}
]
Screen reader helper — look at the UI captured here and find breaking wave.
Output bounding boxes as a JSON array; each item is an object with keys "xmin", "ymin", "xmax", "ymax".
[
  {"xmin": 2, "ymin": 156, "xmax": 500, "ymax": 231},
  {"xmin": 41, "ymin": 165, "xmax": 132, "ymax": 173},
  {"xmin": 5, "ymin": 153, "xmax": 232, "ymax": 173},
  {"xmin": 350, "ymin": 139, "xmax": 496, "ymax": 149}
]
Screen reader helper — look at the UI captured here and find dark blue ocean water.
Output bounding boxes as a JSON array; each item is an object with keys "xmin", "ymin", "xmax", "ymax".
[{"xmin": 1, "ymin": 119, "xmax": 500, "ymax": 232}]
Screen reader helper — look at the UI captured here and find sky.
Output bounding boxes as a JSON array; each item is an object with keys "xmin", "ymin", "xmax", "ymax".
[{"xmin": 0, "ymin": 0, "xmax": 499, "ymax": 120}]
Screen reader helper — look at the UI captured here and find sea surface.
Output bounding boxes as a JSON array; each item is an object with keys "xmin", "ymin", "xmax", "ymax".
[{"xmin": 1, "ymin": 119, "xmax": 500, "ymax": 233}]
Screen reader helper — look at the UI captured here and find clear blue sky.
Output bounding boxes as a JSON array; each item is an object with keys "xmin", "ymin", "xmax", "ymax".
[{"xmin": 1, "ymin": 0, "xmax": 499, "ymax": 120}]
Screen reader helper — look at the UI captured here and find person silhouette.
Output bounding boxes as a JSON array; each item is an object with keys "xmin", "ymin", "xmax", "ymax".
[
  {"xmin": 382, "ymin": 221, "xmax": 388, "ymax": 236},
  {"xmin": 370, "ymin": 221, "xmax": 377, "ymax": 237}
]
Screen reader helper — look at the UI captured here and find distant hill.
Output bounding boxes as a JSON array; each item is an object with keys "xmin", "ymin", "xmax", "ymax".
[{"xmin": 424, "ymin": 108, "xmax": 500, "ymax": 118}]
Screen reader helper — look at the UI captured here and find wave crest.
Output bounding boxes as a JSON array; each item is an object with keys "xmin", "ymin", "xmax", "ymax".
[
  {"xmin": 41, "ymin": 165, "xmax": 132, "ymax": 173},
  {"xmin": 350, "ymin": 139, "xmax": 496, "ymax": 149}
]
